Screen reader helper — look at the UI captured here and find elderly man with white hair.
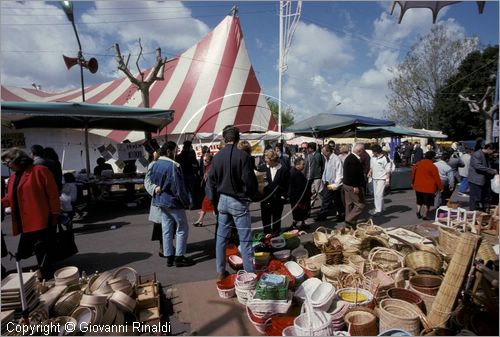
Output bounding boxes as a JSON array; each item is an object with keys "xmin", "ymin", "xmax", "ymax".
[{"xmin": 342, "ymin": 143, "xmax": 367, "ymax": 228}]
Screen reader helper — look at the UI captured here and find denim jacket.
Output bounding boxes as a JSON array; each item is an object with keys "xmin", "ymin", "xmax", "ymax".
[{"xmin": 149, "ymin": 157, "xmax": 189, "ymax": 209}]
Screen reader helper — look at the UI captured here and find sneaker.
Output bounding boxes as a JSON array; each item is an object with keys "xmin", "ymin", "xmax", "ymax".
[
  {"xmin": 175, "ymin": 255, "xmax": 196, "ymax": 267},
  {"xmin": 416, "ymin": 212, "xmax": 422, "ymax": 219},
  {"xmin": 216, "ymin": 271, "xmax": 229, "ymax": 282},
  {"xmin": 368, "ymin": 209, "xmax": 377, "ymax": 215},
  {"xmin": 166, "ymin": 255, "xmax": 175, "ymax": 267}
]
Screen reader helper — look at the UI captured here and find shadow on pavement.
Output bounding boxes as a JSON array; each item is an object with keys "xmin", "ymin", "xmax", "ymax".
[
  {"xmin": 186, "ymin": 239, "xmax": 216, "ymax": 263},
  {"xmin": 73, "ymin": 221, "xmax": 130, "ymax": 235},
  {"xmin": 195, "ymin": 300, "xmax": 253, "ymax": 336},
  {"xmin": 58, "ymin": 252, "xmax": 151, "ymax": 273}
]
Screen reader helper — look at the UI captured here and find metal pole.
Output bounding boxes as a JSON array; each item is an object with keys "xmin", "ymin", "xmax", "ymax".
[
  {"xmin": 278, "ymin": 1, "xmax": 284, "ymax": 135},
  {"xmin": 84, "ymin": 120, "xmax": 91, "ymax": 178}
]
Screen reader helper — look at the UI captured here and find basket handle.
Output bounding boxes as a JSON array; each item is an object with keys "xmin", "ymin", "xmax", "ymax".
[
  {"xmin": 315, "ymin": 226, "xmax": 328, "ymax": 234},
  {"xmin": 389, "ymin": 267, "xmax": 416, "ymax": 288},
  {"xmin": 368, "ymin": 247, "xmax": 405, "ymax": 263}
]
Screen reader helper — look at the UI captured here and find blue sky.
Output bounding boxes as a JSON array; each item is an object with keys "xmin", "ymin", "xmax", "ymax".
[{"xmin": 1, "ymin": 1, "xmax": 498, "ymax": 122}]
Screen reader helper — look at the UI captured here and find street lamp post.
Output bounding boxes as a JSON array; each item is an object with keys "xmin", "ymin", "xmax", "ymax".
[{"xmin": 61, "ymin": 1, "xmax": 90, "ymax": 176}]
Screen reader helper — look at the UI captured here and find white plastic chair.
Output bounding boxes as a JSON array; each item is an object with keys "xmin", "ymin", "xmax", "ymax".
[{"xmin": 434, "ymin": 206, "xmax": 464, "ymax": 227}]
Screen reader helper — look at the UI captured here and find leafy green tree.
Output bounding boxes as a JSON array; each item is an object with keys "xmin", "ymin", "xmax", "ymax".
[
  {"xmin": 433, "ymin": 45, "xmax": 498, "ymax": 141},
  {"xmin": 385, "ymin": 25, "xmax": 478, "ymax": 129},
  {"xmin": 266, "ymin": 97, "xmax": 295, "ymax": 129}
]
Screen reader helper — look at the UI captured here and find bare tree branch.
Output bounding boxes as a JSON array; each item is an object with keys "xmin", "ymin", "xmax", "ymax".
[
  {"xmin": 136, "ymin": 38, "xmax": 145, "ymax": 82},
  {"xmin": 114, "ymin": 43, "xmax": 140, "ymax": 86}
]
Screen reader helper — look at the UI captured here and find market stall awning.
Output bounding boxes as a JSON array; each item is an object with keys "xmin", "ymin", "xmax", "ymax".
[
  {"xmin": 285, "ymin": 113, "xmax": 395, "ymax": 138},
  {"xmin": 336, "ymin": 125, "xmax": 448, "ymax": 139},
  {"xmin": 1, "ymin": 101, "xmax": 173, "ymax": 132}
]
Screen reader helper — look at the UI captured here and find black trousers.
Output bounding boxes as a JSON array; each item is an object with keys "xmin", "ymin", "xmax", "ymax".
[
  {"xmin": 469, "ymin": 182, "xmax": 492, "ymax": 211},
  {"xmin": 261, "ymin": 199, "xmax": 284, "ymax": 234},
  {"xmin": 318, "ymin": 187, "xmax": 344, "ymax": 217},
  {"xmin": 17, "ymin": 227, "xmax": 55, "ymax": 280}
]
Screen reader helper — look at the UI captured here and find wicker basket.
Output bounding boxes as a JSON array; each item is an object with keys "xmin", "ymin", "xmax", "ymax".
[
  {"xmin": 408, "ymin": 275, "xmax": 442, "ymax": 296},
  {"xmin": 368, "ymin": 247, "xmax": 404, "ymax": 273},
  {"xmin": 344, "ymin": 307, "xmax": 378, "ymax": 336},
  {"xmin": 235, "ymin": 270, "xmax": 258, "ymax": 289},
  {"xmin": 336, "ymin": 288, "xmax": 374, "ymax": 308},
  {"xmin": 406, "ymin": 284, "xmax": 436, "ymax": 315},
  {"xmin": 390, "ymin": 267, "xmax": 418, "ymax": 289},
  {"xmin": 321, "ymin": 264, "xmax": 356, "ymax": 280},
  {"xmin": 303, "ymin": 253, "xmax": 327, "ymax": 275},
  {"xmin": 326, "ymin": 251, "xmax": 343, "ymax": 265},
  {"xmin": 387, "ymin": 288, "xmax": 426, "ymax": 314},
  {"xmin": 348, "ymin": 255, "xmax": 366, "ymax": 274},
  {"xmin": 343, "ymin": 248, "xmax": 361, "ymax": 263},
  {"xmin": 246, "ymin": 306, "xmax": 273, "ymax": 334},
  {"xmin": 378, "ymin": 298, "xmax": 427, "ymax": 336},
  {"xmin": 216, "ymin": 274, "xmax": 237, "ymax": 299},
  {"xmin": 314, "ymin": 227, "xmax": 331, "ymax": 249},
  {"xmin": 476, "ymin": 242, "xmax": 498, "ymax": 263},
  {"xmin": 360, "ymin": 236, "xmax": 390, "ymax": 258},
  {"xmin": 294, "ymin": 300, "xmax": 333, "ymax": 336},
  {"xmin": 404, "ymin": 251, "xmax": 442, "ymax": 275},
  {"xmin": 356, "ymin": 219, "xmax": 386, "ymax": 237},
  {"xmin": 438, "ymin": 227, "xmax": 461, "ymax": 257},
  {"xmin": 363, "ymin": 269, "xmax": 394, "ymax": 295}
]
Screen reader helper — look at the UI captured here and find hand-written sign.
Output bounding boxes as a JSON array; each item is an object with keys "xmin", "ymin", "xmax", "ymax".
[{"xmin": 117, "ymin": 142, "xmax": 145, "ymax": 160}]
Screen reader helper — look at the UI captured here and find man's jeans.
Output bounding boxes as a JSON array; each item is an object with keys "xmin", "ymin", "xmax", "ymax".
[
  {"xmin": 161, "ymin": 207, "xmax": 189, "ymax": 257},
  {"xmin": 216, "ymin": 194, "xmax": 254, "ymax": 273}
]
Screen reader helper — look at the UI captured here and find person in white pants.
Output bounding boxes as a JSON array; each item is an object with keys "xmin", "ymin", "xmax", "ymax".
[{"xmin": 368, "ymin": 145, "xmax": 392, "ymax": 215}]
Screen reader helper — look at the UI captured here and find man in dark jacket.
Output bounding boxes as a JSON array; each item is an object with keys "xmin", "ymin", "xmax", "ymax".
[
  {"xmin": 468, "ymin": 143, "xmax": 498, "ymax": 211},
  {"xmin": 176, "ymin": 140, "xmax": 200, "ymax": 209},
  {"xmin": 209, "ymin": 126, "xmax": 257, "ymax": 280},
  {"xmin": 31, "ymin": 144, "xmax": 62, "ymax": 191},
  {"xmin": 343, "ymin": 143, "xmax": 367, "ymax": 227}
]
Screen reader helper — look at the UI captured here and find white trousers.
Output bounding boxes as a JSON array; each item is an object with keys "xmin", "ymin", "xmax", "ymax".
[{"xmin": 372, "ymin": 179, "xmax": 386, "ymax": 212}]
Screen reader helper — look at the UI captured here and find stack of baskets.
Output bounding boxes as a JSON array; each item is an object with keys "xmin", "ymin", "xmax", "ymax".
[
  {"xmin": 313, "ymin": 227, "xmax": 344, "ymax": 265},
  {"xmin": 235, "ymin": 271, "xmax": 258, "ymax": 305},
  {"xmin": 216, "ymin": 274, "xmax": 237, "ymax": 299},
  {"xmin": 293, "ymin": 300, "xmax": 333, "ymax": 336},
  {"xmin": 310, "ymin": 282, "xmax": 336, "ymax": 312},
  {"xmin": 378, "ymin": 298, "xmax": 427, "ymax": 335},
  {"xmin": 321, "ymin": 264, "xmax": 357, "ymax": 289},
  {"xmin": 299, "ymin": 253, "xmax": 327, "ymax": 278}
]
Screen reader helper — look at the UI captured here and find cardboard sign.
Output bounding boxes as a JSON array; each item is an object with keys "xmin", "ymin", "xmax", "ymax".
[{"xmin": 117, "ymin": 142, "xmax": 145, "ymax": 160}]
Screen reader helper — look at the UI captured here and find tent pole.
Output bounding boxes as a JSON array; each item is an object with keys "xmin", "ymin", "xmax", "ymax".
[{"xmin": 84, "ymin": 120, "xmax": 91, "ymax": 178}]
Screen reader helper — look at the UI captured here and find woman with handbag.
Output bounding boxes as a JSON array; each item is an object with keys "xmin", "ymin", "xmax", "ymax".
[
  {"xmin": 1, "ymin": 148, "xmax": 60, "ymax": 280},
  {"xmin": 193, "ymin": 153, "xmax": 215, "ymax": 227}
]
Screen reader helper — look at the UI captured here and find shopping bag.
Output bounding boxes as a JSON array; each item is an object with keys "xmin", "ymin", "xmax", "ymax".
[
  {"xmin": 48, "ymin": 216, "xmax": 78, "ymax": 261},
  {"xmin": 491, "ymin": 174, "xmax": 499, "ymax": 194}
]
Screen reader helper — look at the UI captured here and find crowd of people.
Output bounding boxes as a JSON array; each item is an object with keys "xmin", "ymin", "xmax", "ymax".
[{"xmin": 1, "ymin": 134, "xmax": 498, "ymax": 283}]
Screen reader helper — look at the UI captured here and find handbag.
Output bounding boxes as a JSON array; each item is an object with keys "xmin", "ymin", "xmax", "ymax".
[{"xmin": 49, "ymin": 215, "xmax": 78, "ymax": 261}]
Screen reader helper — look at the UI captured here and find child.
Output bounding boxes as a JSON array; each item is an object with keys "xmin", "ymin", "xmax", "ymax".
[{"xmin": 60, "ymin": 172, "xmax": 78, "ymax": 218}]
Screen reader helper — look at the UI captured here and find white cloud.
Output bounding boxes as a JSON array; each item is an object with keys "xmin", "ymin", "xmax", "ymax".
[{"xmin": 1, "ymin": 1, "xmax": 209, "ymax": 91}]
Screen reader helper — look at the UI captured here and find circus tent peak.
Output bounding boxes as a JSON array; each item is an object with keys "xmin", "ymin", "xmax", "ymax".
[{"xmin": 1, "ymin": 15, "xmax": 277, "ymax": 142}]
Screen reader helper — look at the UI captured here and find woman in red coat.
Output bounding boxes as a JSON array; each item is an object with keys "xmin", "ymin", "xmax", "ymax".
[
  {"xmin": 1, "ymin": 148, "xmax": 60, "ymax": 280},
  {"xmin": 411, "ymin": 151, "xmax": 443, "ymax": 220}
]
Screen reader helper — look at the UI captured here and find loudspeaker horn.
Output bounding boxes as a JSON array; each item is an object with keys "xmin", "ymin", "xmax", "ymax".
[
  {"xmin": 62, "ymin": 55, "xmax": 99, "ymax": 74},
  {"xmin": 62, "ymin": 55, "xmax": 79, "ymax": 70}
]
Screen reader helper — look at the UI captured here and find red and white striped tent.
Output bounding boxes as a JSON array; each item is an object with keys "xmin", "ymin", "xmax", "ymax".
[{"xmin": 1, "ymin": 14, "xmax": 277, "ymax": 143}]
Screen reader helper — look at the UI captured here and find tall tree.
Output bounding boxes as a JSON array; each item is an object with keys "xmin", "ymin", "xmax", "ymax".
[
  {"xmin": 385, "ymin": 25, "xmax": 478, "ymax": 129},
  {"xmin": 266, "ymin": 97, "xmax": 295, "ymax": 129},
  {"xmin": 434, "ymin": 45, "xmax": 498, "ymax": 141}
]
